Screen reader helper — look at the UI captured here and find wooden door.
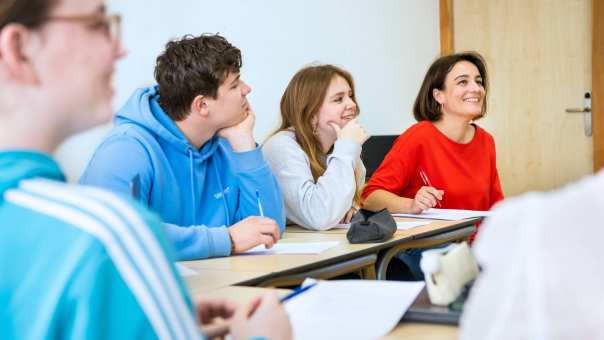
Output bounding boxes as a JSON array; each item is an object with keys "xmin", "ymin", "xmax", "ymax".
[{"xmin": 453, "ymin": 0, "xmax": 593, "ymax": 196}]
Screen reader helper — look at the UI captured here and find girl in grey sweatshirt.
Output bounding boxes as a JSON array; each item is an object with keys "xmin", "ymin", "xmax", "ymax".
[{"xmin": 262, "ymin": 64, "xmax": 369, "ymax": 230}]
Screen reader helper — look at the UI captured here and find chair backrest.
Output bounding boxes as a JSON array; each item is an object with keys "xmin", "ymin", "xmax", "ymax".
[{"xmin": 361, "ymin": 135, "xmax": 398, "ymax": 181}]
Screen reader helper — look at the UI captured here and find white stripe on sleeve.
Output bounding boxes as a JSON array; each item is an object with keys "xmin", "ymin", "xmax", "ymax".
[
  {"xmin": 6, "ymin": 189, "xmax": 177, "ymax": 340},
  {"xmin": 20, "ymin": 180, "xmax": 200, "ymax": 340}
]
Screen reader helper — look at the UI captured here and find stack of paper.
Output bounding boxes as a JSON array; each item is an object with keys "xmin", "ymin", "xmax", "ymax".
[
  {"xmin": 284, "ymin": 280, "xmax": 425, "ymax": 339},
  {"xmin": 243, "ymin": 241, "xmax": 340, "ymax": 255},
  {"xmin": 392, "ymin": 208, "xmax": 491, "ymax": 221}
]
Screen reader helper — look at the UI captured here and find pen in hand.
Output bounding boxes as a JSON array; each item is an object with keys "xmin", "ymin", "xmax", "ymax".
[
  {"xmin": 255, "ymin": 190, "xmax": 264, "ymax": 217},
  {"xmin": 419, "ymin": 169, "xmax": 442, "ymax": 208}
]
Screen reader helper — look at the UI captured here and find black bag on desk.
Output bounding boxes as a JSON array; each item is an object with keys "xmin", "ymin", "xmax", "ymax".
[{"xmin": 346, "ymin": 209, "xmax": 396, "ymax": 243}]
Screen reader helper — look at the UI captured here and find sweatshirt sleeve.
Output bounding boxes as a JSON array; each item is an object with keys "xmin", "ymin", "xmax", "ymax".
[
  {"xmin": 79, "ymin": 135, "xmax": 153, "ymax": 204},
  {"xmin": 62, "ymin": 226, "xmax": 202, "ymax": 339},
  {"xmin": 163, "ymin": 223, "xmax": 232, "ymax": 260},
  {"xmin": 262, "ymin": 134, "xmax": 360, "ymax": 231},
  {"xmin": 488, "ymin": 136, "xmax": 505, "ymax": 207},
  {"xmin": 224, "ymin": 141, "xmax": 286, "ymax": 234},
  {"xmin": 61, "ymin": 250, "xmax": 162, "ymax": 339}
]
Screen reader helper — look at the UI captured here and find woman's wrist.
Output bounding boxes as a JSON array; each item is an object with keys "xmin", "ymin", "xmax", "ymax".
[{"xmin": 396, "ymin": 196, "xmax": 415, "ymax": 214}]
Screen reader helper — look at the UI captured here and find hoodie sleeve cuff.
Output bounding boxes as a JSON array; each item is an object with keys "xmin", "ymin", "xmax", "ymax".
[
  {"xmin": 231, "ymin": 146, "xmax": 267, "ymax": 172},
  {"xmin": 163, "ymin": 223, "xmax": 232, "ymax": 260},
  {"xmin": 329, "ymin": 139, "xmax": 362, "ymax": 164},
  {"xmin": 207, "ymin": 226, "xmax": 232, "ymax": 257}
]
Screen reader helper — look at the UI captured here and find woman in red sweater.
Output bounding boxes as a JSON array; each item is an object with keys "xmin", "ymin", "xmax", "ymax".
[{"xmin": 362, "ymin": 51, "xmax": 504, "ymax": 279}]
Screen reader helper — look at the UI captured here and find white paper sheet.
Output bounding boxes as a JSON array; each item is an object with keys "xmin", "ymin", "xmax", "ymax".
[
  {"xmin": 244, "ymin": 241, "xmax": 340, "ymax": 255},
  {"xmin": 334, "ymin": 221, "xmax": 430, "ymax": 230},
  {"xmin": 284, "ymin": 280, "xmax": 425, "ymax": 340},
  {"xmin": 392, "ymin": 208, "xmax": 491, "ymax": 221},
  {"xmin": 395, "ymin": 220, "xmax": 431, "ymax": 230},
  {"xmin": 175, "ymin": 263, "xmax": 198, "ymax": 277}
]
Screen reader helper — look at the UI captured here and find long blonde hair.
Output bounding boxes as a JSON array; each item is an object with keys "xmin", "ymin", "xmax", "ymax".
[{"xmin": 276, "ymin": 64, "xmax": 363, "ymax": 206}]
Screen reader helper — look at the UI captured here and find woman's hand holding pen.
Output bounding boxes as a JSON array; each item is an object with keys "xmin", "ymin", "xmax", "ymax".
[
  {"xmin": 411, "ymin": 186, "xmax": 444, "ymax": 213},
  {"xmin": 228, "ymin": 216, "xmax": 280, "ymax": 253}
]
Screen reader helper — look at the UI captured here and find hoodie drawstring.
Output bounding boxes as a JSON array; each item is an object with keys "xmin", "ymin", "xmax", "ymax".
[
  {"xmin": 212, "ymin": 160, "xmax": 230, "ymax": 226},
  {"xmin": 188, "ymin": 148, "xmax": 196, "ymax": 223}
]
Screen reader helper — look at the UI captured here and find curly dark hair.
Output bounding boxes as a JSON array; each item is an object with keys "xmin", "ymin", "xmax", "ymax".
[
  {"xmin": 154, "ymin": 33, "xmax": 242, "ymax": 121},
  {"xmin": 413, "ymin": 51, "xmax": 488, "ymax": 122}
]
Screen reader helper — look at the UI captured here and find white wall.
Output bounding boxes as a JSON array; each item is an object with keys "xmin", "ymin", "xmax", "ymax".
[{"xmin": 55, "ymin": 0, "xmax": 440, "ymax": 181}]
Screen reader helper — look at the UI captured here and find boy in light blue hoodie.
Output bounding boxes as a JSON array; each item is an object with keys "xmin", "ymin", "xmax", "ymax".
[{"xmin": 80, "ymin": 34, "xmax": 285, "ymax": 260}]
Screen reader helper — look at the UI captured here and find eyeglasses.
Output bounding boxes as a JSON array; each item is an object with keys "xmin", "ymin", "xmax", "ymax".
[{"xmin": 42, "ymin": 13, "xmax": 122, "ymax": 47}]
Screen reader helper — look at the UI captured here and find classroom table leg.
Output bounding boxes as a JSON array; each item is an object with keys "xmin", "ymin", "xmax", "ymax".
[
  {"xmin": 375, "ymin": 225, "xmax": 476, "ymax": 280},
  {"xmin": 360, "ymin": 264, "xmax": 377, "ymax": 280}
]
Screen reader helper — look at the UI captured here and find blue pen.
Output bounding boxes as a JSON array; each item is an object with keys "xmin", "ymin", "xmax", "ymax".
[
  {"xmin": 280, "ymin": 282, "xmax": 317, "ymax": 303},
  {"xmin": 255, "ymin": 190, "xmax": 264, "ymax": 217}
]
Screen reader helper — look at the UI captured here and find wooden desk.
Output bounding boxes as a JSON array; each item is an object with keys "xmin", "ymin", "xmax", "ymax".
[
  {"xmin": 193, "ymin": 285, "xmax": 290, "ymax": 303},
  {"xmin": 286, "ymin": 217, "xmax": 478, "ymax": 280},
  {"xmin": 181, "ymin": 232, "xmax": 380, "ymax": 287},
  {"xmin": 180, "ymin": 217, "xmax": 476, "ymax": 288},
  {"xmin": 183, "ymin": 268, "xmax": 272, "ymax": 301},
  {"xmin": 199, "ymin": 285, "xmax": 457, "ymax": 340}
]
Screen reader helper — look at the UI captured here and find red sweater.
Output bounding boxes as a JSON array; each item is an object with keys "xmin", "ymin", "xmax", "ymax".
[{"xmin": 362, "ymin": 121, "xmax": 503, "ymax": 236}]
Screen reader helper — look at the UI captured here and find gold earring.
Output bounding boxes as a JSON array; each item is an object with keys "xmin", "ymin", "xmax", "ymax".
[{"xmin": 312, "ymin": 122, "xmax": 318, "ymax": 135}]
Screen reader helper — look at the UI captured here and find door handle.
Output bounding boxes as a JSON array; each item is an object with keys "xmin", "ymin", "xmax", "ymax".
[
  {"xmin": 565, "ymin": 91, "xmax": 592, "ymax": 136},
  {"xmin": 565, "ymin": 107, "xmax": 591, "ymax": 113}
]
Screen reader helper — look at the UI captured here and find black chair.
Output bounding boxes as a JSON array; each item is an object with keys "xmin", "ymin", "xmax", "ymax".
[{"xmin": 361, "ymin": 135, "xmax": 398, "ymax": 181}]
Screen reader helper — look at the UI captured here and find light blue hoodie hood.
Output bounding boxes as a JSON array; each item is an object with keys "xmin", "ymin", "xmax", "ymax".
[
  {"xmin": 113, "ymin": 86, "xmax": 227, "ymax": 225},
  {"xmin": 80, "ymin": 86, "xmax": 285, "ymax": 260}
]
